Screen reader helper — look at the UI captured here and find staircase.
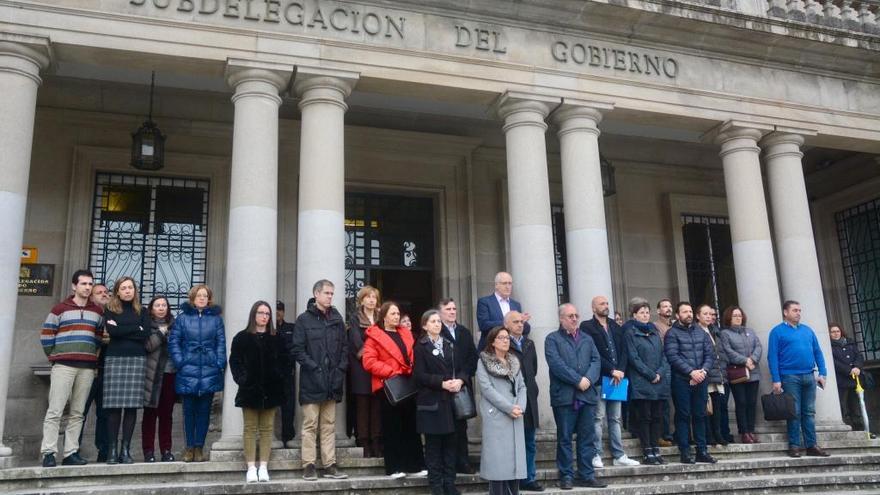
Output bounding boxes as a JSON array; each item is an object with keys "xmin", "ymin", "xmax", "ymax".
[{"xmin": 3, "ymin": 430, "xmax": 880, "ymax": 494}]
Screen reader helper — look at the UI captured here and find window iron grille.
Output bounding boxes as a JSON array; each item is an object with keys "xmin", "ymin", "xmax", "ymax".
[
  {"xmin": 835, "ymin": 197, "xmax": 880, "ymax": 361},
  {"xmin": 681, "ymin": 214, "xmax": 738, "ymax": 315},
  {"xmin": 551, "ymin": 205, "xmax": 569, "ymax": 305},
  {"xmin": 88, "ymin": 172, "xmax": 209, "ymax": 312}
]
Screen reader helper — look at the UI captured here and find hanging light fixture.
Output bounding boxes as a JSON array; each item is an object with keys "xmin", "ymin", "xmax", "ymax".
[
  {"xmin": 130, "ymin": 71, "xmax": 165, "ymax": 171},
  {"xmin": 600, "ymin": 153, "xmax": 616, "ymax": 197}
]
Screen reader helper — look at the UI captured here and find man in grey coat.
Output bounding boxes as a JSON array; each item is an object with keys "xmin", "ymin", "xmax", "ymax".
[{"xmin": 545, "ymin": 303, "xmax": 608, "ymax": 490}]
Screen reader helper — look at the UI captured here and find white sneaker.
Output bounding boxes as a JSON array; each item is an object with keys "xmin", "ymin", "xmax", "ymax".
[
  {"xmin": 257, "ymin": 465, "xmax": 270, "ymax": 482},
  {"xmin": 592, "ymin": 455, "xmax": 604, "ymax": 468},
  {"xmin": 613, "ymin": 455, "xmax": 641, "ymax": 466},
  {"xmin": 246, "ymin": 466, "xmax": 258, "ymax": 483},
  {"xmin": 389, "ymin": 472, "xmax": 406, "ymax": 479},
  {"xmin": 408, "ymin": 470, "xmax": 428, "ymax": 478}
]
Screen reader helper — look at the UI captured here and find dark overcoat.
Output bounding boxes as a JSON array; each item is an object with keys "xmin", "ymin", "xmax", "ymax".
[
  {"xmin": 229, "ymin": 329, "xmax": 290, "ymax": 409},
  {"xmin": 413, "ymin": 336, "xmax": 457, "ymax": 435}
]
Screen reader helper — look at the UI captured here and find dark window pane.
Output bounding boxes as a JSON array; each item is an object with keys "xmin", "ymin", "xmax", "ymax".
[
  {"xmin": 551, "ymin": 205, "xmax": 569, "ymax": 305},
  {"xmin": 100, "ymin": 185, "xmax": 150, "ymax": 227},
  {"xmin": 682, "ymin": 215, "xmax": 737, "ymax": 313},
  {"xmin": 156, "ymin": 186, "xmax": 205, "ymax": 227}
]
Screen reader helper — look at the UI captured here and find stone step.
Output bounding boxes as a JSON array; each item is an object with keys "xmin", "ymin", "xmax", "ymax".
[{"xmin": 5, "ymin": 451, "xmax": 880, "ymax": 493}]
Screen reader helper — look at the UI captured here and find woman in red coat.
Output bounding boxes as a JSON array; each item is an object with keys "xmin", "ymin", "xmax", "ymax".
[{"xmin": 362, "ymin": 301, "xmax": 426, "ymax": 479}]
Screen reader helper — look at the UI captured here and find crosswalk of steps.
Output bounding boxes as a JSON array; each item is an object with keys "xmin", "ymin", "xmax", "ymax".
[{"xmin": 3, "ymin": 430, "xmax": 879, "ymax": 494}]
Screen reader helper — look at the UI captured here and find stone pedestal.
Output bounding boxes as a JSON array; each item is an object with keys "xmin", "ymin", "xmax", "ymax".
[
  {"xmin": 713, "ymin": 121, "xmax": 781, "ymax": 400},
  {"xmin": 493, "ymin": 91, "xmax": 561, "ymax": 431},
  {"xmin": 551, "ymin": 100, "xmax": 615, "ymax": 318},
  {"xmin": 213, "ymin": 60, "xmax": 292, "ymax": 452},
  {"xmin": 0, "ymin": 34, "xmax": 51, "ymax": 461},
  {"xmin": 763, "ymin": 130, "xmax": 843, "ymax": 425}
]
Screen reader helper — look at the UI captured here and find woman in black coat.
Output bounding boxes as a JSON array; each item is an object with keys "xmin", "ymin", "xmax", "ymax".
[
  {"xmin": 229, "ymin": 301, "xmax": 289, "ymax": 483},
  {"xmin": 414, "ymin": 309, "xmax": 463, "ymax": 495},
  {"xmin": 830, "ymin": 323, "xmax": 869, "ymax": 432},
  {"xmin": 347, "ymin": 285, "xmax": 382, "ymax": 457},
  {"xmin": 624, "ymin": 299, "xmax": 670, "ymax": 465}
]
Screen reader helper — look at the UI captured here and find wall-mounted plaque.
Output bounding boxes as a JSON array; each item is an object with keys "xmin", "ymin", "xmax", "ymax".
[{"xmin": 19, "ymin": 264, "xmax": 54, "ymax": 296}]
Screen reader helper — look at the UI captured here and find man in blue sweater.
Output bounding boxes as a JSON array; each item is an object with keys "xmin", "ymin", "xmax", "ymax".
[{"xmin": 768, "ymin": 300, "xmax": 831, "ymax": 458}]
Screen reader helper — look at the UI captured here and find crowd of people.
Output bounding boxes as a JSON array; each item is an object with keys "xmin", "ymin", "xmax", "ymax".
[{"xmin": 36, "ymin": 269, "xmax": 873, "ymax": 493}]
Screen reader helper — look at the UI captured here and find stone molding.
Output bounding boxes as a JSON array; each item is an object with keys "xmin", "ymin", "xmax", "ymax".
[
  {"xmin": 293, "ymin": 66, "xmax": 360, "ymax": 112},
  {"xmin": 0, "ymin": 33, "xmax": 52, "ymax": 86}
]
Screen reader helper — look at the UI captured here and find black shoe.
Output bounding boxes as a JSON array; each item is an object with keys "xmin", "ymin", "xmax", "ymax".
[
  {"xmin": 574, "ymin": 478, "xmax": 608, "ymax": 488},
  {"xmin": 679, "ymin": 452, "xmax": 695, "ymax": 464},
  {"xmin": 695, "ymin": 451, "xmax": 717, "ymax": 464},
  {"xmin": 653, "ymin": 447, "xmax": 668, "ymax": 465},
  {"xmin": 161, "ymin": 450, "xmax": 175, "ymax": 462},
  {"xmin": 559, "ymin": 478, "xmax": 573, "ymax": 490},
  {"xmin": 455, "ymin": 463, "xmax": 476, "ymax": 475},
  {"xmin": 144, "ymin": 450, "xmax": 155, "ymax": 463},
  {"xmin": 119, "ymin": 444, "xmax": 134, "ymax": 464},
  {"xmin": 42, "ymin": 453, "xmax": 56, "ymax": 467},
  {"xmin": 106, "ymin": 445, "xmax": 119, "ymax": 465},
  {"xmin": 62, "ymin": 453, "xmax": 88, "ymax": 466},
  {"xmin": 520, "ymin": 480, "xmax": 545, "ymax": 492},
  {"xmin": 96, "ymin": 450, "xmax": 108, "ymax": 463}
]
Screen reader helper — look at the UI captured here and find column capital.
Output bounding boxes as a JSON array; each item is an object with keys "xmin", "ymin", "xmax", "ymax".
[
  {"xmin": 0, "ymin": 33, "xmax": 52, "ymax": 85},
  {"xmin": 492, "ymin": 91, "xmax": 561, "ymax": 133},
  {"xmin": 704, "ymin": 120, "xmax": 773, "ymax": 158},
  {"xmin": 551, "ymin": 98, "xmax": 614, "ymax": 137},
  {"xmin": 761, "ymin": 128, "xmax": 816, "ymax": 161},
  {"xmin": 225, "ymin": 59, "xmax": 293, "ymax": 105},
  {"xmin": 293, "ymin": 66, "xmax": 359, "ymax": 112}
]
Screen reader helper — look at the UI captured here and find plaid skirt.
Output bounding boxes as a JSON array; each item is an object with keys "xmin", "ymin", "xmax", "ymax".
[{"xmin": 103, "ymin": 356, "xmax": 147, "ymax": 409}]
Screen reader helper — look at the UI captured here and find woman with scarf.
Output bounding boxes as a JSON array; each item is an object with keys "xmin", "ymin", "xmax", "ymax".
[
  {"xmin": 476, "ymin": 326, "xmax": 527, "ymax": 495},
  {"xmin": 623, "ymin": 299, "xmax": 670, "ymax": 465},
  {"xmin": 347, "ymin": 285, "xmax": 382, "ymax": 457}
]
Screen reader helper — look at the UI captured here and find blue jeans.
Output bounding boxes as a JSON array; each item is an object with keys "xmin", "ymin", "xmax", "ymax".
[
  {"xmin": 523, "ymin": 426, "xmax": 537, "ymax": 483},
  {"xmin": 182, "ymin": 394, "xmax": 213, "ymax": 448},
  {"xmin": 781, "ymin": 373, "xmax": 817, "ymax": 448},
  {"xmin": 593, "ymin": 390, "xmax": 625, "ymax": 458},
  {"xmin": 552, "ymin": 404, "xmax": 596, "ymax": 482},
  {"xmin": 671, "ymin": 374, "xmax": 708, "ymax": 452}
]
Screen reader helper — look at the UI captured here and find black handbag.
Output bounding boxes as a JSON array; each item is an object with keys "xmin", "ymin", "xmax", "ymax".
[
  {"xmin": 761, "ymin": 392, "xmax": 796, "ymax": 421},
  {"xmin": 449, "ymin": 343, "xmax": 477, "ymax": 420},
  {"xmin": 384, "ymin": 374, "xmax": 417, "ymax": 405}
]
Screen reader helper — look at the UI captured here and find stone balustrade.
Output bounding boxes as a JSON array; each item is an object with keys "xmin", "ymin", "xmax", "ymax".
[{"xmin": 767, "ymin": 0, "xmax": 880, "ymax": 33}]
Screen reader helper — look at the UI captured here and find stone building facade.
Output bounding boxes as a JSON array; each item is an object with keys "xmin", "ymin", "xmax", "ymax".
[{"xmin": 0, "ymin": 0, "xmax": 878, "ymax": 462}]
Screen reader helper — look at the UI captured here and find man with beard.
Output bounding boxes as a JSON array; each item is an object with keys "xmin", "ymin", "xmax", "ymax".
[{"xmin": 664, "ymin": 302, "xmax": 716, "ymax": 464}]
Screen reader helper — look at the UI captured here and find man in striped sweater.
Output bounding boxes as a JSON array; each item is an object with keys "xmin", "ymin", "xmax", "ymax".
[{"xmin": 39, "ymin": 269, "xmax": 104, "ymax": 467}]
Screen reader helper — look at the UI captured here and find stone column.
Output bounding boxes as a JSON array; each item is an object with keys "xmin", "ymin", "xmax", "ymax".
[
  {"xmin": 213, "ymin": 60, "xmax": 292, "ymax": 453},
  {"xmin": 763, "ymin": 130, "xmax": 843, "ymax": 424},
  {"xmin": 293, "ymin": 67, "xmax": 358, "ymax": 439},
  {"xmin": 712, "ymin": 121, "xmax": 782, "ymax": 401},
  {"xmin": 293, "ymin": 67, "xmax": 358, "ymax": 314},
  {"xmin": 493, "ymin": 92, "xmax": 562, "ymax": 431},
  {"xmin": 551, "ymin": 100, "xmax": 615, "ymax": 318},
  {"xmin": 0, "ymin": 34, "xmax": 50, "ymax": 465}
]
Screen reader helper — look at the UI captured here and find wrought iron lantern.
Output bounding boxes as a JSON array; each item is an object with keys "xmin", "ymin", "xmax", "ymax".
[
  {"xmin": 600, "ymin": 153, "xmax": 616, "ymax": 197},
  {"xmin": 130, "ymin": 71, "xmax": 165, "ymax": 171}
]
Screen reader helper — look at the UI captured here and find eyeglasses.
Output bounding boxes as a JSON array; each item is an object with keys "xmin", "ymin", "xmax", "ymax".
[
  {"xmin": 564, "ymin": 314, "xmax": 579, "ymax": 319},
  {"xmin": 256, "ymin": 311, "xmax": 271, "ymax": 316},
  {"xmin": 510, "ymin": 319, "xmax": 523, "ymax": 324},
  {"xmin": 495, "ymin": 336, "xmax": 510, "ymax": 341}
]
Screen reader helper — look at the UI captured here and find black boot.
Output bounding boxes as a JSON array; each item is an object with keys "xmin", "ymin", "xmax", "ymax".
[
  {"xmin": 119, "ymin": 443, "xmax": 134, "ymax": 464},
  {"xmin": 679, "ymin": 450, "xmax": 695, "ymax": 464},
  {"xmin": 106, "ymin": 444, "xmax": 119, "ymax": 465},
  {"xmin": 654, "ymin": 447, "xmax": 668, "ymax": 465},
  {"xmin": 643, "ymin": 449, "xmax": 659, "ymax": 465},
  {"xmin": 695, "ymin": 450, "xmax": 717, "ymax": 464}
]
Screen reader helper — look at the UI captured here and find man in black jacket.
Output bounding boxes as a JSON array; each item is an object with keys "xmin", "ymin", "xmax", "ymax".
[
  {"xmin": 664, "ymin": 301, "xmax": 716, "ymax": 464},
  {"xmin": 579, "ymin": 295, "xmax": 640, "ymax": 468},
  {"xmin": 292, "ymin": 280, "xmax": 349, "ymax": 481},
  {"xmin": 276, "ymin": 300, "xmax": 296, "ymax": 448},
  {"xmin": 438, "ymin": 298, "xmax": 478, "ymax": 474},
  {"xmin": 506, "ymin": 310, "xmax": 544, "ymax": 492}
]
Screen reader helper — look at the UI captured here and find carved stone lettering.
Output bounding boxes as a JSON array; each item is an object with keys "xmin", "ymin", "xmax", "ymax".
[
  {"xmin": 551, "ymin": 40, "xmax": 680, "ymax": 79},
  {"xmin": 453, "ymin": 25, "xmax": 507, "ymax": 54}
]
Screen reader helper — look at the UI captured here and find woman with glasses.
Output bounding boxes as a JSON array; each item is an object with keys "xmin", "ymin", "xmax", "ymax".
[
  {"xmin": 719, "ymin": 306, "xmax": 762, "ymax": 444},
  {"xmin": 229, "ymin": 301, "xmax": 289, "ymax": 483},
  {"xmin": 477, "ymin": 326, "xmax": 527, "ymax": 495}
]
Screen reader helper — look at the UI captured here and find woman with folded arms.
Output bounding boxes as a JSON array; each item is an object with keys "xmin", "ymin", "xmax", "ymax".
[{"xmin": 719, "ymin": 306, "xmax": 762, "ymax": 444}]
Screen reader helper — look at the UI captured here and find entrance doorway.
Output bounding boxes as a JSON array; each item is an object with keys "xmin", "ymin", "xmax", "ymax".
[{"xmin": 344, "ymin": 192, "xmax": 436, "ymax": 324}]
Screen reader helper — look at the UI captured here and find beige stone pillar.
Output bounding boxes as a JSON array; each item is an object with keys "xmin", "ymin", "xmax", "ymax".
[
  {"xmin": 763, "ymin": 130, "xmax": 843, "ymax": 424},
  {"xmin": 551, "ymin": 100, "xmax": 615, "ymax": 318},
  {"xmin": 0, "ymin": 34, "xmax": 50, "ymax": 464},
  {"xmin": 213, "ymin": 60, "xmax": 292, "ymax": 453},
  {"xmin": 713, "ymin": 121, "xmax": 782, "ymax": 402},
  {"xmin": 493, "ymin": 91, "xmax": 561, "ymax": 431},
  {"xmin": 293, "ymin": 67, "xmax": 358, "ymax": 439}
]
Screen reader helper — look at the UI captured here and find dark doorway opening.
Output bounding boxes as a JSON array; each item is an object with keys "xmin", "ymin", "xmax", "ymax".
[{"xmin": 344, "ymin": 192, "xmax": 436, "ymax": 323}]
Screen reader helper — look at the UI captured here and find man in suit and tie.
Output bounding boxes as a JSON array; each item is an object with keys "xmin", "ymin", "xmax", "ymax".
[
  {"xmin": 476, "ymin": 271, "xmax": 530, "ymax": 351},
  {"xmin": 439, "ymin": 298, "xmax": 478, "ymax": 474}
]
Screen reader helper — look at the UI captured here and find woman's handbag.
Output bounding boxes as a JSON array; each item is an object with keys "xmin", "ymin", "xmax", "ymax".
[
  {"xmin": 761, "ymin": 392, "xmax": 796, "ymax": 421},
  {"xmin": 727, "ymin": 365, "xmax": 750, "ymax": 385},
  {"xmin": 449, "ymin": 344, "xmax": 477, "ymax": 420},
  {"xmin": 384, "ymin": 374, "xmax": 417, "ymax": 405}
]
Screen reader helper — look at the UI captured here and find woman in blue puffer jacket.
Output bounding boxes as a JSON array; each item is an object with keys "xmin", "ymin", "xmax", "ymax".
[{"xmin": 169, "ymin": 284, "xmax": 226, "ymax": 463}]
